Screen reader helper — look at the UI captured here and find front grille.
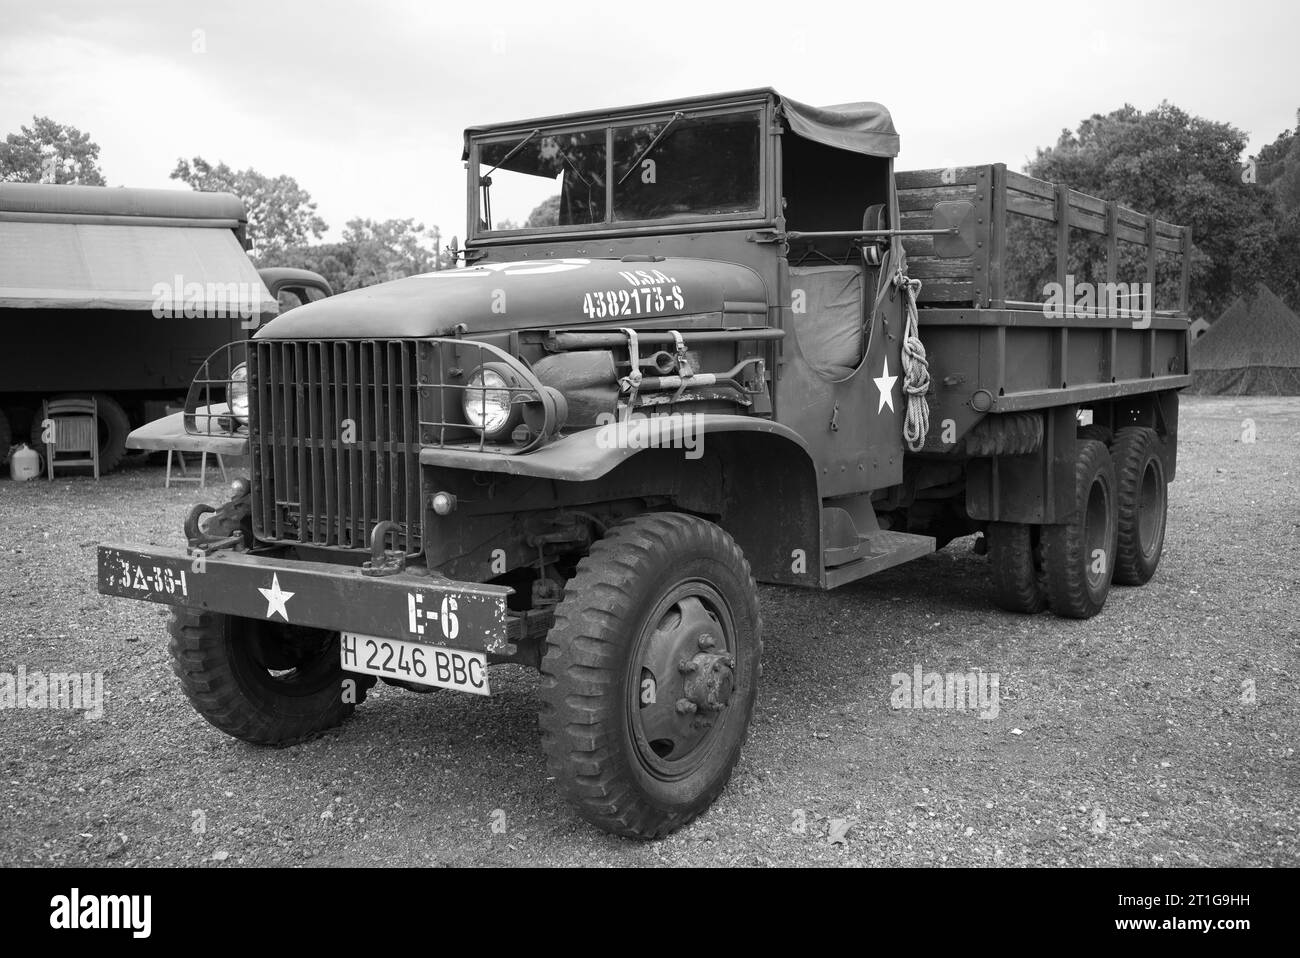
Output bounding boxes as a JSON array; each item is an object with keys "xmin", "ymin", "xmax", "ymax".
[{"xmin": 250, "ymin": 340, "xmax": 422, "ymax": 553}]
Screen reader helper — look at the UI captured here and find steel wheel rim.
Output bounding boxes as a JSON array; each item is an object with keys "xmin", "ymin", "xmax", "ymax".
[
  {"xmin": 626, "ymin": 579, "xmax": 737, "ymax": 781},
  {"xmin": 1137, "ymin": 458, "xmax": 1165, "ymax": 558},
  {"xmin": 1085, "ymin": 476, "xmax": 1112, "ymax": 589}
]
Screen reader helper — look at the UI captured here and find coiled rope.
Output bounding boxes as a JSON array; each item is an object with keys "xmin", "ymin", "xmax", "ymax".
[{"xmin": 894, "ymin": 268, "xmax": 930, "ymax": 452}]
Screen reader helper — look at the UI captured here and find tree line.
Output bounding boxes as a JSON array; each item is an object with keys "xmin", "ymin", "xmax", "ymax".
[{"xmin": 3, "ymin": 104, "xmax": 1298, "ymax": 316}]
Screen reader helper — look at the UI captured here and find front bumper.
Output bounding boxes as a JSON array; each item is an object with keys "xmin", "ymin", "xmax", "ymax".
[{"xmin": 97, "ymin": 544, "xmax": 512, "ymax": 655}]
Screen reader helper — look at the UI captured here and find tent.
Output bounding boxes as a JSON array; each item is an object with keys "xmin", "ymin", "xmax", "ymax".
[{"xmin": 1188, "ymin": 284, "xmax": 1300, "ymax": 394}]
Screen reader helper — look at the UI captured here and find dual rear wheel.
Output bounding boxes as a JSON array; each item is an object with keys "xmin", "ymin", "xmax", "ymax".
[{"xmin": 988, "ymin": 427, "xmax": 1167, "ymax": 619}]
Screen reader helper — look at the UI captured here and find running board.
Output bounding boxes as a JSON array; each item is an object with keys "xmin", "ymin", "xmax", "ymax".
[
  {"xmin": 822, "ymin": 530, "xmax": 935, "ymax": 589},
  {"xmin": 820, "ymin": 504, "xmax": 935, "ymax": 589}
]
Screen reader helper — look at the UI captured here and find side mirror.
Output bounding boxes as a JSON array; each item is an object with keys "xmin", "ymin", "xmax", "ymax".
[{"xmin": 932, "ymin": 200, "xmax": 977, "ymax": 259}]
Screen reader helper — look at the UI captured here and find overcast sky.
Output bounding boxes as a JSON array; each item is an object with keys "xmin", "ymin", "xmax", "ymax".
[{"xmin": 2, "ymin": 0, "xmax": 1296, "ymax": 246}]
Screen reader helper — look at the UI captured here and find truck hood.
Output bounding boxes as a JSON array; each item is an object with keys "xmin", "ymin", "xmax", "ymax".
[{"xmin": 254, "ymin": 257, "xmax": 767, "ymax": 339}]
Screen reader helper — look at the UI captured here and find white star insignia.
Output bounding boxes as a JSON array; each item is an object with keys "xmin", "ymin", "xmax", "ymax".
[
  {"xmin": 258, "ymin": 573, "xmax": 295, "ymax": 621},
  {"xmin": 874, "ymin": 358, "xmax": 898, "ymax": 413}
]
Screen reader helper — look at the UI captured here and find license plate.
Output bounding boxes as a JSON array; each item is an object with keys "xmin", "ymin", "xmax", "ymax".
[{"xmin": 340, "ymin": 633, "xmax": 490, "ymax": 696}]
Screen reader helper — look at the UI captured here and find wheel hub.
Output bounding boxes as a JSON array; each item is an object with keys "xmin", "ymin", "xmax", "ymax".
[
  {"xmin": 633, "ymin": 590, "xmax": 736, "ymax": 766},
  {"xmin": 678, "ymin": 651, "xmax": 735, "ymax": 714}
]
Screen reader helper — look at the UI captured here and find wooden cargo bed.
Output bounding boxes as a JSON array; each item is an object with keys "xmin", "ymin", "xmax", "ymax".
[{"xmin": 892, "ymin": 164, "xmax": 1191, "ymax": 443}]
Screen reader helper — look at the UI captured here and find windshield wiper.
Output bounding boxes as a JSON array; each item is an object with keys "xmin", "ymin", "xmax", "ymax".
[
  {"xmin": 479, "ymin": 128, "xmax": 540, "ymax": 230},
  {"xmin": 480, "ymin": 128, "xmax": 541, "ymax": 184},
  {"xmin": 618, "ymin": 112, "xmax": 685, "ymax": 185}
]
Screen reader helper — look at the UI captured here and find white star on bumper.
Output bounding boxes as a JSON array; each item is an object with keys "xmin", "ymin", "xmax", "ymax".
[{"xmin": 258, "ymin": 573, "xmax": 295, "ymax": 621}]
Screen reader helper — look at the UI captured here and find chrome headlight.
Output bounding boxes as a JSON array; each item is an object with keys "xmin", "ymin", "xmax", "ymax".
[
  {"xmin": 229, "ymin": 362, "xmax": 249, "ymax": 423},
  {"xmin": 463, "ymin": 365, "xmax": 522, "ymax": 439}
]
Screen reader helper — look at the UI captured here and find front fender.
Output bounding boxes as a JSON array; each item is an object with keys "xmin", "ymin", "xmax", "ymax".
[
  {"xmin": 421, "ymin": 415, "xmax": 824, "ymax": 588},
  {"xmin": 126, "ymin": 411, "xmax": 248, "ymax": 457}
]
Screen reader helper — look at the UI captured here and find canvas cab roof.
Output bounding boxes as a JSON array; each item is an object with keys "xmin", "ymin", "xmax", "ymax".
[{"xmin": 463, "ymin": 88, "xmax": 899, "ymax": 159}]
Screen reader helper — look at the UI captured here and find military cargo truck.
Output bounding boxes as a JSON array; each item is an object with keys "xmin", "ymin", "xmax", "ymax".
[{"xmin": 98, "ymin": 89, "xmax": 1190, "ymax": 838}]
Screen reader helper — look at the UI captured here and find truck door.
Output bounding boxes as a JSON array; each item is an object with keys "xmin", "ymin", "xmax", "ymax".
[{"xmin": 776, "ymin": 254, "xmax": 906, "ymax": 498}]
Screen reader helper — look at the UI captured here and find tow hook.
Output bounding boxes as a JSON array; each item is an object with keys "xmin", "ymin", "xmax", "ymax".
[
  {"xmin": 362, "ymin": 520, "xmax": 407, "ymax": 577},
  {"xmin": 184, "ymin": 481, "xmax": 252, "ymax": 552}
]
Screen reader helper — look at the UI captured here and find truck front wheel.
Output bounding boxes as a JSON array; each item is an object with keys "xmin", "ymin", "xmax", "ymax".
[
  {"xmin": 538, "ymin": 512, "xmax": 762, "ymax": 839},
  {"xmin": 167, "ymin": 609, "xmax": 354, "ymax": 745}
]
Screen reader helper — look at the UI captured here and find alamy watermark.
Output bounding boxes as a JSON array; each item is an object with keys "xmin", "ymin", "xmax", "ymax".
[
  {"xmin": 1043, "ymin": 275, "xmax": 1152, "ymax": 329},
  {"xmin": 50, "ymin": 888, "xmax": 150, "ymax": 938},
  {"xmin": 0, "ymin": 666, "xmax": 104, "ymax": 720},
  {"xmin": 594, "ymin": 411, "xmax": 703, "ymax": 460},
  {"xmin": 890, "ymin": 664, "xmax": 1000, "ymax": 719},
  {"xmin": 151, "ymin": 275, "xmax": 262, "ymax": 328}
]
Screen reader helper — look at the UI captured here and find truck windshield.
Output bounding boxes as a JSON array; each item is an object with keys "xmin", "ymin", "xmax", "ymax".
[
  {"xmin": 473, "ymin": 108, "xmax": 761, "ymax": 234},
  {"xmin": 612, "ymin": 111, "xmax": 761, "ymax": 221}
]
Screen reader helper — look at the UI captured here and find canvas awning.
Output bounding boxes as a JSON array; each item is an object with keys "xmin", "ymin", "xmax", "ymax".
[{"xmin": 0, "ymin": 220, "xmax": 276, "ymax": 313}]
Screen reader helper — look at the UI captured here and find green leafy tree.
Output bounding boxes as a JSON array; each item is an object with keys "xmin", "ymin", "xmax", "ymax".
[
  {"xmin": 273, "ymin": 241, "xmax": 354, "ymax": 295},
  {"xmin": 525, "ymin": 194, "xmax": 561, "ymax": 228},
  {"xmin": 0, "ymin": 116, "xmax": 106, "ymax": 185},
  {"xmin": 340, "ymin": 217, "xmax": 437, "ymax": 289},
  {"xmin": 273, "ymin": 218, "xmax": 441, "ymax": 292},
  {"xmin": 1007, "ymin": 102, "xmax": 1290, "ymax": 318},
  {"xmin": 1254, "ymin": 112, "xmax": 1300, "ymax": 308},
  {"xmin": 170, "ymin": 157, "xmax": 327, "ymax": 261}
]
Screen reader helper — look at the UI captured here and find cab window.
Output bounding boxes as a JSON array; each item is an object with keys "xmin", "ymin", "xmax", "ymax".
[
  {"xmin": 613, "ymin": 111, "xmax": 761, "ymax": 222},
  {"xmin": 478, "ymin": 128, "xmax": 606, "ymax": 230},
  {"xmin": 277, "ymin": 288, "xmax": 305, "ymax": 312}
]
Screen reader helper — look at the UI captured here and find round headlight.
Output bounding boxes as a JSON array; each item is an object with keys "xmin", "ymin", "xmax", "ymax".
[
  {"xmin": 229, "ymin": 362, "xmax": 249, "ymax": 423},
  {"xmin": 463, "ymin": 367, "xmax": 518, "ymax": 438}
]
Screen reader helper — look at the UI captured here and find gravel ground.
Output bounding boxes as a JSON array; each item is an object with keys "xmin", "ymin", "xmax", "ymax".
[{"xmin": 1, "ymin": 396, "xmax": 1296, "ymax": 867}]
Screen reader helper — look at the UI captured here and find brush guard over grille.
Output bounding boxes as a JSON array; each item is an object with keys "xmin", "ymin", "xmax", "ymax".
[{"xmin": 416, "ymin": 338, "xmax": 563, "ymax": 454}]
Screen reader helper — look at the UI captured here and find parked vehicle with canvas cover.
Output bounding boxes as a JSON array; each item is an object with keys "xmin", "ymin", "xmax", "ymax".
[
  {"xmin": 98, "ymin": 89, "xmax": 1190, "ymax": 838},
  {"xmin": 0, "ymin": 183, "xmax": 291, "ymax": 471}
]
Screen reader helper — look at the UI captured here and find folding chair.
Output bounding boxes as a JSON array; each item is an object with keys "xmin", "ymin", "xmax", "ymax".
[
  {"xmin": 165, "ymin": 448, "xmax": 227, "ymax": 488},
  {"xmin": 42, "ymin": 397, "xmax": 99, "ymax": 480}
]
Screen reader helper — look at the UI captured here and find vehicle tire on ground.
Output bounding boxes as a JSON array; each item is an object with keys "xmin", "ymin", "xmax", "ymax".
[
  {"xmin": 1042, "ymin": 438, "xmax": 1119, "ymax": 619},
  {"xmin": 30, "ymin": 392, "xmax": 132, "ymax": 473},
  {"xmin": 538, "ymin": 512, "xmax": 762, "ymax": 839},
  {"xmin": 987, "ymin": 521, "xmax": 1047, "ymax": 613},
  {"xmin": 167, "ymin": 609, "xmax": 354, "ymax": 746},
  {"xmin": 1110, "ymin": 426, "xmax": 1168, "ymax": 586}
]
